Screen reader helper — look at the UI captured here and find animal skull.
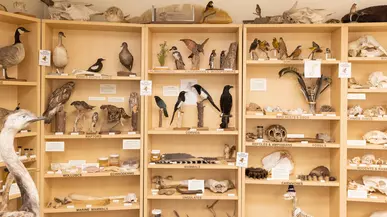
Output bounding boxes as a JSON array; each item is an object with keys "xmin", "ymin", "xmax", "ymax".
[{"xmin": 265, "ymin": 124, "xmax": 287, "ymax": 142}]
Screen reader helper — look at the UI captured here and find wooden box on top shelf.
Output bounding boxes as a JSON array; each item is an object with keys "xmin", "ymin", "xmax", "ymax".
[
  {"xmin": 40, "ymin": 20, "xmax": 144, "ymax": 217},
  {"xmin": 242, "ymin": 24, "xmax": 346, "ymax": 217},
  {"xmin": 144, "ymin": 24, "xmax": 242, "ymax": 217}
]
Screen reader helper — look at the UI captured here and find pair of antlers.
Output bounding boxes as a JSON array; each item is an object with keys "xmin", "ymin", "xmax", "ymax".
[{"xmin": 173, "ymin": 200, "xmax": 236, "ymax": 217}]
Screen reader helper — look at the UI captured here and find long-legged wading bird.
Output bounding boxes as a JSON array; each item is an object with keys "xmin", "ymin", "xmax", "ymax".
[
  {"xmin": 170, "ymin": 91, "xmax": 186, "ymax": 125},
  {"xmin": 0, "ymin": 110, "xmax": 45, "ymax": 216},
  {"xmin": 220, "ymin": 85, "xmax": 233, "ymax": 128},
  {"xmin": 0, "ymin": 27, "xmax": 30, "ymax": 79},
  {"xmin": 43, "ymin": 81, "xmax": 75, "ymax": 124},
  {"xmin": 192, "ymin": 84, "xmax": 220, "ymax": 112}
]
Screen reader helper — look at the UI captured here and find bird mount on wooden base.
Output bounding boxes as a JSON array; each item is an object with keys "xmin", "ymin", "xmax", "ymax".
[
  {"xmin": 220, "ymin": 114, "xmax": 235, "ymax": 130},
  {"xmin": 173, "ymin": 110, "xmax": 189, "ymax": 130},
  {"xmin": 190, "ymin": 53, "xmax": 200, "ymax": 70},
  {"xmin": 0, "ymin": 69, "xmax": 26, "ymax": 81},
  {"xmin": 158, "ymin": 109, "xmax": 164, "ymax": 128},
  {"xmin": 117, "ymin": 71, "xmax": 137, "ymax": 77},
  {"xmin": 55, "ymin": 106, "xmax": 66, "ymax": 133},
  {"xmin": 192, "ymin": 101, "xmax": 209, "ymax": 131}
]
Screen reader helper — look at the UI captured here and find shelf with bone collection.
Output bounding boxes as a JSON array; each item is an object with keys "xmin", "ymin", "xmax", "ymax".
[
  {"xmin": 345, "ymin": 23, "xmax": 387, "ymax": 217},
  {"xmin": 242, "ymin": 24, "xmax": 345, "ymax": 217},
  {"xmin": 41, "ymin": 20, "xmax": 144, "ymax": 216},
  {"xmin": 144, "ymin": 25, "xmax": 242, "ymax": 217},
  {"xmin": 0, "ymin": 11, "xmax": 41, "ymax": 213}
]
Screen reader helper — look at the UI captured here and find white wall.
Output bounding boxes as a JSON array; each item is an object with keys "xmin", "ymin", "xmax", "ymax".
[{"xmin": 1, "ymin": 0, "xmax": 387, "ymax": 23}]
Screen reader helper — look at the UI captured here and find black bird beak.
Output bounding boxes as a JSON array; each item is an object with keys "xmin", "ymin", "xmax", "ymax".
[
  {"xmin": 230, "ymin": 86, "xmax": 234, "ymax": 89},
  {"xmin": 102, "ymin": 58, "xmax": 106, "ymax": 61},
  {"xmin": 24, "ymin": 29, "xmax": 30, "ymax": 33},
  {"xmin": 28, "ymin": 116, "xmax": 46, "ymax": 123}
]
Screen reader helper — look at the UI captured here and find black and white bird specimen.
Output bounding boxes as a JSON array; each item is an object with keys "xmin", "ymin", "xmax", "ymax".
[
  {"xmin": 192, "ymin": 84, "xmax": 220, "ymax": 112},
  {"xmin": 100, "ymin": 105, "xmax": 130, "ymax": 130},
  {"xmin": 209, "ymin": 49, "xmax": 216, "ymax": 69},
  {"xmin": 204, "ymin": 1, "xmax": 214, "ymax": 13},
  {"xmin": 154, "ymin": 96, "xmax": 168, "ymax": 117},
  {"xmin": 169, "ymin": 46, "xmax": 185, "ymax": 70},
  {"xmin": 170, "ymin": 91, "xmax": 186, "ymax": 125},
  {"xmin": 220, "ymin": 85, "xmax": 233, "ymax": 129},
  {"xmin": 0, "ymin": 27, "xmax": 30, "ymax": 79},
  {"xmin": 119, "ymin": 42, "xmax": 134, "ymax": 72},
  {"xmin": 43, "ymin": 81, "xmax": 75, "ymax": 124},
  {"xmin": 53, "ymin": 31, "xmax": 68, "ymax": 74},
  {"xmin": 220, "ymin": 50, "xmax": 226, "ymax": 69},
  {"xmin": 87, "ymin": 58, "xmax": 105, "ymax": 72}
]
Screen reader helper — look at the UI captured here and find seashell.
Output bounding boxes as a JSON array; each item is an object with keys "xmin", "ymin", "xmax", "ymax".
[
  {"xmin": 262, "ymin": 150, "xmax": 294, "ymax": 173},
  {"xmin": 309, "ymin": 166, "xmax": 330, "ymax": 177},
  {"xmin": 363, "ymin": 131, "xmax": 387, "ymax": 145},
  {"xmin": 350, "ymin": 156, "xmax": 361, "ymax": 164},
  {"xmin": 368, "ymin": 72, "xmax": 387, "ymax": 88},
  {"xmin": 348, "ymin": 105, "xmax": 363, "ymax": 116},
  {"xmin": 364, "ymin": 106, "xmax": 386, "ymax": 117},
  {"xmin": 246, "ymin": 103, "xmax": 262, "ymax": 112},
  {"xmin": 361, "ymin": 154, "xmax": 376, "ymax": 165}
]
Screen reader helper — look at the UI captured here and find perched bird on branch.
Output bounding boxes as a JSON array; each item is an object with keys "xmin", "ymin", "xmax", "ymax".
[
  {"xmin": 279, "ymin": 37, "xmax": 288, "ymax": 60},
  {"xmin": 180, "ymin": 38, "xmax": 209, "ymax": 55},
  {"xmin": 288, "ymin": 45, "xmax": 302, "ymax": 60},
  {"xmin": 154, "ymin": 96, "xmax": 168, "ymax": 118},
  {"xmin": 308, "ymin": 41, "xmax": 323, "ymax": 60},
  {"xmin": 220, "ymin": 85, "xmax": 233, "ymax": 129},
  {"xmin": 100, "ymin": 105, "xmax": 130, "ymax": 131},
  {"xmin": 192, "ymin": 84, "xmax": 220, "ymax": 112},
  {"xmin": 272, "ymin": 37, "xmax": 280, "ymax": 53},
  {"xmin": 170, "ymin": 91, "xmax": 186, "ymax": 125},
  {"xmin": 254, "ymin": 4, "xmax": 262, "ymax": 18},
  {"xmin": 249, "ymin": 38, "xmax": 259, "ymax": 60},
  {"xmin": 70, "ymin": 101, "xmax": 95, "ymax": 132},
  {"xmin": 43, "ymin": 81, "xmax": 75, "ymax": 124},
  {"xmin": 169, "ymin": 46, "xmax": 185, "ymax": 70},
  {"xmin": 87, "ymin": 58, "xmax": 105, "ymax": 72}
]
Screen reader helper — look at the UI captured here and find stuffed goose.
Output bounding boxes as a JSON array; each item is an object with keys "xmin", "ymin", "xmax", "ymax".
[{"xmin": 53, "ymin": 32, "xmax": 68, "ymax": 74}]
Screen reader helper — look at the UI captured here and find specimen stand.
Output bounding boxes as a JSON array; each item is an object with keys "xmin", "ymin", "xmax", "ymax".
[
  {"xmin": 55, "ymin": 105, "xmax": 66, "ymax": 133},
  {"xmin": 191, "ymin": 53, "xmax": 200, "ymax": 70},
  {"xmin": 132, "ymin": 109, "xmax": 138, "ymax": 132},
  {"xmin": 173, "ymin": 110, "xmax": 189, "ymax": 130},
  {"xmin": 194, "ymin": 101, "xmax": 209, "ymax": 130}
]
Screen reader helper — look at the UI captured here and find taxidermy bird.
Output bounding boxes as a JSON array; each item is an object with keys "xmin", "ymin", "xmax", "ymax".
[
  {"xmin": 0, "ymin": 110, "xmax": 45, "ymax": 216},
  {"xmin": 90, "ymin": 112, "xmax": 99, "ymax": 133},
  {"xmin": 43, "ymin": 81, "xmax": 75, "ymax": 124},
  {"xmin": 249, "ymin": 38, "xmax": 258, "ymax": 60},
  {"xmin": 154, "ymin": 96, "xmax": 168, "ymax": 117},
  {"xmin": 102, "ymin": 6, "xmax": 130, "ymax": 22},
  {"xmin": 192, "ymin": 84, "xmax": 220, "ymax": 112},
  {"xmin": 220, "ymin": 50, "xmax": 226, "ymax": 69},
  {"xmin": 349, "ymin": 3, "xmax": 357, "ymax": 22},
  {"xmin": 272, "ymin": 37, "xmax": 280, "ymax": 54},
  {"xmin": 288, "ymin": 45, "xmax": 302, "ymax": 60},
  {"xmin": 209, "ymin": 50, "xmax": 216, "ymax": 69},
  {"xmin": 308, "ymin": 41, "xmax": 323, "ymax": 60},
  {"xmin": 258, "ymin": 40, "xmax": 270, "ymax": 60},
  {"xmin": 119, "ymin": 42, "xmax": 134, "ymax": 72},
  {"xmin": 220, "ymin": 85, "xmax": 233, "ymax": 129},
  {"xmin": 87, "ymin": 58, "xmax": 105, "ymax": 72},
  {"xmin": 279, "ymin": 37, "xmax": 288, "ymax": 60},
  {"xmin": 254, "ymin": 4, "xmax": 262, "ymax": 18},
  {"xmin": 169, "ymin": 46, "xmax": 185, "ymax": 70},
  {"xmin": 70, "ymin": 101, "xmax": 95, "ymax": 132},
  {"xmin": 40, "ymin": 0, "xmax": 101, "ymax": 21},
  {"xmin": 53, "ymin": 31, "xmax": 68, "ymax": 74},
  {"xmin": 180, "ymin": 38, "xmax": 209, "ymax": 55},
  {"xmin": 0, "ymin": 104, "xmax": 20, "ymax": 129},
  {"xmin": 170, "ymin": 91, "xmax": 186, "ymax": 125},
  {"xmin": 0, "ymin": 27, "xmax": 30, "ymax": 80},
  {"xmin": 0, "ymin": 4, "xmax": 7, "ymax": 12},
  {"xmin": 204, "ymin": 1, "xmax": 214, "ymax": 13},
  {"xmin": 100, "ymin": 105, "xmax": 130, "ymax": 130}
]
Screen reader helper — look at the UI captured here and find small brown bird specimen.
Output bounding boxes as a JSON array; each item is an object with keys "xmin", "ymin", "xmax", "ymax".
[
  {"xmin": 249, "ymin": 38, "xmax": 259, "ymax": 60},
  {"xmin": 349, "ymin": 3, "xmax": 357, "ymax": 22},
  {"xmin": 253, "ymin": 4, "xmax": 262, "ymax": 18},
  {"xmin": 288, "ymin": 45, "xmax": 302, "ymax": 60},
  {"xmin": 70, "ymin": 101, "xmax": 95, "ymax": 132},
  {"xmin": 258, "ymin": 40, "xmax": 270, "ymax": 60},
  {"xmin": 43, "ymin": 81, "xmax": 75, "ymax": 124},
  {"xmin": 202, "ymin": 1, "xmax": 216, "ymax": 23},
  {"xmin": 204, "ymin": 1, "xmax": 214, "ymax": 13},
  {"xmin": 279, "ymin": 37, "xmax": 288, "ymax": 60},
  {"xmin": 308, "ymin": 41, "xmax": 323, "ymax": 60},
  {"xmin": 180, "ymin": 38, "xmax": 209, "ymax": 55},
  {"xmin": 272, "ymin": 37, "xmax": 280, "ymax": 54},
  {"xmin": 100, "ymin": 105, "xmax": 130, "ymax": 131}
]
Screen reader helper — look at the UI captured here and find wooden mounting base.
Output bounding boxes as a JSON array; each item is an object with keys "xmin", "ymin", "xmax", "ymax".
[
  {"xmin": 191, "ymin": 127, "xmax": 209, "ymax": 131},
  {"xmin": 173, "ymin": 127, "xmax": 191, "ymax": 131},
  {"xmin": 99, "ymin": 131, "xmax": 122, "ymax": 135},
  {"xmin": 117, "ymin": 71, "xmax": 137, "ymax": 76},
  {"xmin": 221, "ymin": 127, "xmax": 236, "ymax": 131},
  {"xmin": 0, "ymin": 78, "xmax": 27, "ymax": 81},
  {"xmin": 69, "ymin": 131, "xmax": 85, "ymax": 135},
  {"xmin": 153, "ymin": 66, "xmax": 170, "ymax": 70}
]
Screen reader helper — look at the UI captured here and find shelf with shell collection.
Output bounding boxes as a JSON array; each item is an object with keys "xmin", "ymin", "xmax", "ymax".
[
  {"xmin": 144, "ymin": 24, "xmax": 242, "ymax": 217},
  {"xmin": 346, "ymin": 23, "xmax": 387, "ymax": 217},
  {"xmin": 0, "ymin": 11, "xmax": 41, "ymax": 211},
  {"xmin": 242, "ymin": 24, "xmax": 345, "ymax": 217},
  {"xmin": 41, "ymin": 20, "xmax": 144, "ymax": 217}
]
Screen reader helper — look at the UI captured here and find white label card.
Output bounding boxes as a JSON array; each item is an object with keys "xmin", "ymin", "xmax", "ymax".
[
  {"xmin": 304, "ymin": 60, "xmax": 321, "ymax": 78},
  {"xmin": 88, "ymin": 97, "xmax": 106, "ymax": 101},
  {"xmin": 68, "ymin": 160, "xmax": 86, "ymax": 167},
  {"xmin": 347, "ymin": 140, "xmax": 366, "ymax": 146},
  {"xmin": 39, "ymin": 50, "xmax": 51, "ymax": 66},
  {"xmin": 250, "ymin": 78, "xmax": 267, "ymax": 91},
  {"xmin": 188, "ymin": 180, "xmax": 204, "ymax": 193},
  {"xmin": 271, "ymin": 168, "xmax": 290, "ymax": 180},
  {"xmin": 140, "ymin": 80, "xmax": 152, "ymax": 96},
  {"xmin": 108, "ymin": 97, "xmax": 125, "ymax": 103},
  {"xmin": 236, "ymin": 152, "xmax": 248, "ymax": 168},
  {"xmin": 347, "ymin": 93, "xmax": 366, "ymax": 100},
  {"xmin": 123, "ymin": 139, "xmax": 141, "ymax": 150},
  {"xmin": 287, "ymin": 134, "xmax": 305, "ymax": 138},
  {"xmin": 339, "ymin": 62, "xmax": 352, "ymax": 78},
  {"xmin": 45, "ymin": 142, "xmax": 65, "ymax": 152},
  {"xmin": 180, "ymin": 79, "xmax": 198, "ymax": 105},
  {"xmin": 100, "ymin": 84, "xmax": 117, "ymax": 94},
  {"xmin": 163, "ymin": 86, "xmax": 179, "ymax": 96},
  {"xmin": 347, "ymin": 190, "xmax": 367, "ymax": 199}
]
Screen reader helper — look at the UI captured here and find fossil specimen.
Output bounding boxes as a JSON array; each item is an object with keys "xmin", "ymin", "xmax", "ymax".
[
  {"xmin": 363, "ymin": 176, "xmax": 387, "ymax": 195},
  {"xmin": 363, "ymin": 106, "xmax": 386, "ymax": 117},
  {"xmin": 282, "ymin": 1, "xmax": 333, "ymax": 24},
  {"xmin": 262, "ymin": 151, "xmax": 294, "ymax": 173},
  {"xmin": 368, "ymin": 71, "xmax": 387, "ymax": 88},
  {"xmin": 316, "ymin": 133, "xmax": 334, "ymax": 143},
  {"xmin": 348, "ymin": 105, "xmax": 363, "ymax": 116},
  {"xmin": 361, "ymin": 154, "xmax": 376, "ymax": 165},
  {"xmin": 246, "ymin": 103, "xmax": 262, "ymax": 112},
  {"xmin": 348, "ymin": 35, "xmax": 387, "ymax": 57},
  {"xmin": 246, "ymin": 167, "xmax": 268, "ymax": 179},
  {"xmin": 265, "ymin": 124, "xmax": 287, "ymax": 142},
  {"xmin": 283, "ymin": 108, "xmax": 305, "ymax": 115},
  {"xmin": 363, "ymin": 130, "xmax": 387, "ymax": 144}
]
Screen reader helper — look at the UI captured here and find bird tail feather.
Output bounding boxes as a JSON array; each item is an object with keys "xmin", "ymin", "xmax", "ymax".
[
  {"xmin": 170, "ymin": 111, "xmax": 176, "ymax": 125},
  {"xmin": 163, "ymin": 109, "xmax": 169, "ymax": 118},
  {"xmin": 208, "ymin": 97, "xmax": 221, "ymax": 112}
]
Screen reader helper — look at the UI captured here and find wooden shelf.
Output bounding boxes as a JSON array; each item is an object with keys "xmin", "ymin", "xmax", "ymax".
[
  {"xmin": 347, "ymin": 165, "xmax": 387, "ymax": 171},
  {"xmin": 148, "ymin": 164, "xmax": 237, "ymax": 170},
  {"xmin": 246, "ymin": 60, "xmax": 340, "ymax": 65},
  {"xmin": 147, "ymin": 130, "xmax": 238, "ymax": 135},
  {"xmin": 347, "ymin": 193, "xmax": 387, "ymax": 203},
  {"xmin": 245, "ymin": 114, "xmax": 340, "ymax": 120},
  {"xmin": 45, "ymin": 133, "xmax": 140, "ymax": 139},
  {"xmin": 347, "ymin": 144, "xmax": 387, "ymax": 150},
  {"xmin": 348, "ymin": 57, "xmax": 387, "ymax": 63},
  {"xmin": 45, "ymin": 75, "xmax": 141, "ymax": 81},
  {"xmin": 45, "ymin": 170, "xmax": 140, "ymax": 178},
  {"xmin": 348, "ymin": 88, "xmax": 387, "ymax": 93},
  {"xmin": 348, "ymin": 117, "xmax": 387, "ymax": 122},
  {"xmin": 147, "ymin": 24, "xmax": 240, "ymax": 33},
  {"xmin": 245, "ymin": 178, "xmax": 339, "ymax": 187},
  {"xmin": 44, "ymin": 203, "xmax": 140, "ymax": 213},
  {"xmin": 0, "ymin": 158, "xmax": 35, "ymax": 169},
  {"xmin": 0, "ymin": 81, "xmax": 37, "ymax": 86},
  {"xmin": 147, "ymin": 189, "xmax": 238, "ymax": 200},
  {"xmin": 15, "ymin": 132, "xmax": 37, "ymax": 138},
  {"xmin": 246, "ymin": 141, "xmax": 340, "ymax": 149},
  {"xmin": 43, "ymin": 19, "xmax": 143, "ymax": 32},
  {"xmin": 244, "ymin": 24, "xmax": 342, "ymax": 33},
  {"xmin": 0, "ymin": 11, "xmax": 39, "ymax": 24},
  {"xmin": 148, "ymin": 70, "xmax": 238, "ymax": 75}
]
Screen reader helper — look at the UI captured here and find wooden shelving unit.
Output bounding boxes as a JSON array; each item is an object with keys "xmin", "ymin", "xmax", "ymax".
[
  {"xmin": 144, "ymin": 24, "xmax": 242, "ymax": 217},
  {"xmin": 0, "ymin": 10, "xmax": 41, "ymax": 212},
  {"xmin": 41, "ymin": 20, "xmax": 144, "ymax": 217},
  {"xmin": 242, "ymin": 24, "xmax": 346, "ymax": 217}
]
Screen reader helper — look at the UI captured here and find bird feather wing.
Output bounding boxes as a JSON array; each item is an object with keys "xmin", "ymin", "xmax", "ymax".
[
  {"xmin": 0, "ymin": 45, "xmax": 22, "ymax": 67},
  {"xmin": 180, "ymin": 39, "xmax": 197, "ymax": 52},
  {"xmin": 279, "ymin": 67, "xmax": 310, "ymax": 101}
]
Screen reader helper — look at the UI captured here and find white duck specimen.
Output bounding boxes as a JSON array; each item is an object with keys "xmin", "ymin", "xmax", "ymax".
[
  {"xmin": 0, "ymin": 27, "xmax": 30, "ymax": 80},
  {"xmin": 0, "ymin": 109, "xmax": 45, "ymax": 216},
  {"xmin": 53, "ymin": 32, "xmax": 68, "ymax": 74}
]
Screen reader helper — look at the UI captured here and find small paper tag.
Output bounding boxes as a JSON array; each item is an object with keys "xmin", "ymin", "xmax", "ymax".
[
  {"xmin": 228, "ymin": 194, "xmax": 235, "ymax": 197},
  {"xmin": 124, "ymin": 203, "xmax": 132, "ymax": 206},
  {"xmin": 108, "ymin": 97, "xmax": 125, "ymax": 103},
  {"xmin": 347, "ymin": 93, "xmax": 366, "ymax": 100},
  {"xmin": 20, "ymin": 130, "xmax": 29, "ymax": 133},
  {"xmin": 39, "ymin": 50, "xmax": 51, "ymax": 66},
  {"xmin": 347, "ymin": 190, "xmax": 367, "ymax": 199},
  {"xmin": 228, "ymin": 162, "xmax": 235, "ymax": 166},
  {"xmin": 140, "ymin": 80, "xmax": 152, "ymax": 96},
  {"xmin": 60, "ymin": 73, "xmax": 68, "ymax": 76},
  {"xmin": 315, "ymin": 114, "xmax": 323, "ymax": 116},
  {"xmin": 112, "ymin": 200, "xmax": 120, "ymax": 203},
  {"xmin": 67, "ymin": 205, "xmax": 75, "ymax": 209},
  {"xmin": 271, "ymin": 168, "xmax": 290, "ymax": 180},
  {"xmin": 255, "ymin": 139, "xmax": 264, "ymax": 143},
  {"xmin": 109, "ymin": 132, "xmax": 115, "ymax": 135},
  {"xmin": 129, "ymin": 74, "xmax": 136, "ymax": 77},
  {"xmin": 128, "ymin": 132, "xmax": 136, "ymax": 135},
  {"xmin": 188, "ymin": 180, "xmax": 204, "ymax": 193},
  {"xmin": 45, "ymin": 142, "xmax": 65, "ymax": 152},
  {"xmin": 70, "ymin": 132, "xmax": 79, "ymax": 136},
  {"xmin": 216, "ymin": 129, "xmax": 224, "ymax": 132},
  {"xmin": 55, "ymin": 132, "xmax": 64, "ymax": 135},
  {"xmin": 339, "ymin": 62, "xmax": 352, "ymax": 78},
  {"xmin": 30, "ymin": 155, "xmax": 36, "ymax": 159},
  {"xmin": 255, "ymin": 112, "xmax": 264, "ymax": 116},
  {"xmin": 304, "ymin": 60, "xmax": 321, "ymax": 78},
  {"xmin": 123, "ymin": 139, "xmax": 141, "ymax": 150},
  {"xmin": 151, "ymin": 189, "xmax": 159, "ymax": 195},
  {"xmin": 347, "ymin": 140, "xmax": 366, "ymax": 146},
  {"xmin": 287, "ymin": 134, "xmax": 305, "ymax": 138},
  {"xmin": 236, "ymin": 152, "xmax": 248, "ymax": 168},
  {"xmin": 86, "ymin": 204, "xmax": 92, "ymax": 208},
  {"xmin": 301, "ymin": 141, "xmax": 308, "ymax": 144},
  {"xmin": 88, "ymin": 96, "xmax": 106, "ymax": 101},
  {"xmin": 100, "ymin": 84, "xmax": 116, "ymax": 94},
  {"xmin": 250, "ymin": 78, "xmax": 267, "ymax": 91},
  {"xmin": 163, "ymin": 86, "xmax": 179, "ymax": 96}
]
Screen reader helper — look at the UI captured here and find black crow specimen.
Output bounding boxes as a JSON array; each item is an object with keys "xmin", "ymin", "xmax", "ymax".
[
  {"xmin": 154, "ymin": 96, "xmax": 168, "ymax": 117},
  {"xmin": 220, "ymin": 85, "xmax": 233, "ymax": 128}
]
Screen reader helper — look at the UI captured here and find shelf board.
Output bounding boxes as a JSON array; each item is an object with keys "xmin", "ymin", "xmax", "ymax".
[
  {"xmin": 246, "ymin": 114, "xmax": 339, "ymax": 120},
  {"xmin": 348, "ymin": 88, "xmax": 387, "ymax": 93},
  {"xmin": 147, "ymin": 129, "xmax": 238, "ymax": 135},
  {"xmin": 45, "ymin": 75, "xmax": 141, "ymax": 81},
  {"xmin": 45, "ymin": 170, "xmax": 140, "ymax": 178},
  {"xmin": 347, "ymin": 165, "xmax": 387, "ymax": 172},
  {"xmin": 147, "ymin": 24, "xmax": 240, "ymax": 33},
  {"xmin": 347, "ymin": 193, "xmax": 387, "ymax": 203},
  {"xmin": 348, "ymin": 57, "xmax": 387, "ymax": 63},
  {"xmin": 244, "ymin": 24, "xmax": 341, "ymax": 33},
  {"xmin": 44, "ymin": 203, "xmax": 140, "ymax": 213},
  {"xmin": 0, "ymin": 158, "xmax": 35, "ymax": 169},
  {"xmin": 147, "ymin": 189, "xmax": 238, "ymax": 200},
  {"xmin": 246, "ymin": 60, "xmax": 339, "ymax": 65},
  {"xmin": 348, "ymin": 117, "xmax": 387, "ymax": 122},
  {"xmin": 0, "ymin": 81, "xmax": 37, "ymax": 86},
  {"xmin": 245, "ymin": 178, "xmax": 339, "ymax": 187},
  {"xmin": 148, "ymin": 164, "xmax": 237, "ymax": 170},
  {"xmin": 15, "ymin": 132, "xmax": 37, "ymax": 138},
  {"xmin": 246, "ymin": 141, "xmax": 340, "ymax": 149},
  {"xmin": 45, "ymin": 133, "xmax": 140, "ymax": 139},
  {"xmin": 0, "ymin": 11, "xmax": 39, "ymax": 24},
  {"xmin": 148, "ymin": 70, "xmax": 238, "ymax": 75},
  {"xmin": 347, "ymin": 144, "xmax": 387, "ymax": 150}
]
